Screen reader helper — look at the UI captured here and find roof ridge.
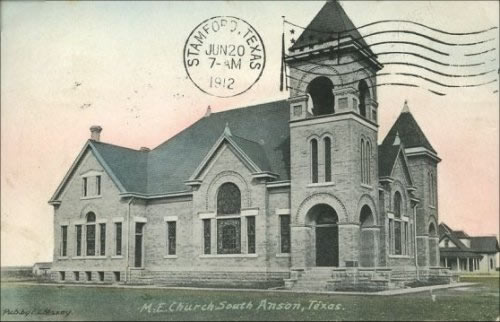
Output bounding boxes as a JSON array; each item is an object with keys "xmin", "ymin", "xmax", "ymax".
[
  {"xmin": 211, "ymin": 99, "xmax": 288, "ymax": 115},
  {"xmin": 91, "ymin": 140, "xmax": 144, "ymax": 153}
]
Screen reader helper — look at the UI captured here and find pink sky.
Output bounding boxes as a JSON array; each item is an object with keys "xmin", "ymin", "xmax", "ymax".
[{"xmin": 1, "ymin": 1, "xmax": 498, "ymax": 266}]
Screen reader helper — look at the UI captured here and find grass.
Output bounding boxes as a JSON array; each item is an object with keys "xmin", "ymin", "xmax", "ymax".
[{"xmin": 1, "ymin": 277, "xmax": 498, "ymax": 321}]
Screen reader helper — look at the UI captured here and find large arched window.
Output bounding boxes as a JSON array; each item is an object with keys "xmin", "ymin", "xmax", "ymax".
[
  {"xmin": 307, "ymin": 76, "xmax": 335, "ymax": 116},
  {"xmin": 429, "ymin": 172, "xmax": 436, "ymax": 206},
  {"xmin": 358, "ymin": 80, "xmax": 370, "ymax": 118},
  {"xmin": 390, "ymin": 192, "xmax": 408, "ymax": 256},
  {"xmin": 216, "ymin": 183, "xmax": 242, "ymax": 254},
  {"xmin": 217, "ymin": 183, "xmax": 241, "ymax": 215},
  {"xmin": 86, "ymin": 212, "xmax": 96, "ymax": 256},
  {"xmin": 311, "ymin": 139, "xmax": 319, "ymax": 183},
  {"xmin": 324, "ymin": 137, "xmax": 332, "ymax": 182}
]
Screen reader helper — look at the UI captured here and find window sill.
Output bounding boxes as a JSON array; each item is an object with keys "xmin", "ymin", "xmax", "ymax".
[
  {"xmin": 429, "ymin": 205, "xmax": 436, "ymax": 209},
  {"xmin": 80, "ymin": 195, "xmax": 102, "ymax": 200},
  {"xmin": 164, "ymin": 255, "xmax": 178, "ymax": 259},
  {"xmin": 199, "ymin": 254, "xmax": 258, "ymax": 258},
  {"xmin": 361, "ymin": 183, "xmax": 373, "ymax": 190},
  {"xmin": 307, "ymin": 182, "xmax": 335, "ymax": 188},
  {"xmin": 388, "ymin": 255, "xmax": 412, "ymax": 259},
  {"xmin": 58, "ymin": 256, "xmax": 69, "ymax": 260},
  {"xmin": 276, "ymin": 253, "xmax": 291, "ymax": 258},
  {"xmin": 81, "ymin": 256, "xmax": 107, "ymax": 259},
  {"xmin": 111, "ymin": 256, "xmax": 124, "ymax": 259}
]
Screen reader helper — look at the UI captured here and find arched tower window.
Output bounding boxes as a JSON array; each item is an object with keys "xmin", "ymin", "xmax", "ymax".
[
  {"xmin": 324, "ymin": 137, "xmax": 332, "ymax": 182},
  {"xmin": 392, "ymin": 191, "xmax": 404, "ymax": 255},
  {"xmin": 307, "ymin": 77, "xmax": 335, "ymax": 116},
  {"xmin": 358, "ymin": 80, "xmax": 370, "ymax": 118},
  {"xmin": 217, "ymin": 183, "xmax": 241, "ymax": 215},
  {"xmin": 360, "ymin": 138, "xmax": 365, "ymax": 183},
  {"xmin": 311, "ymin": 139, "xmax": 319, "ymax": 183}
]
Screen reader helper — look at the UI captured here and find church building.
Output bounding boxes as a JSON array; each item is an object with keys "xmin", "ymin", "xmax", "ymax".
[{"xmin": 49, "ymin": 1, "xmax": 451, "ymax": 290}]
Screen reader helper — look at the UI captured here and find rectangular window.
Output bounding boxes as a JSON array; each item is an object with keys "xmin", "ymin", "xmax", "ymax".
[
  {"xmin": 217, "ymin": 218, "xmax": 241, "ymax": 254},
  {"xmin": 96, "ymin": 176, "xmax": 102, "ymax": 196},
  {"xmin": 203, "ymin": 219, "xmax": 211, "ymax": 254},
  {"xmin": 115, "ymin": 223, "xmax": 122, "ymax": 256},
  {"xmin": 113, "ymin": 271, "xmax": 121, "ymax": 282},
  {"xmin": 311, "ymin": 140, "xmax": 318, "ymax": 183},
  {"xmin": 280, "ymin": 215, "xmax": 291, "ymax": 253},
  {"xmin": 394, "ymin": 221, "xmax": 402, "ymax": 255},
  {"xmin": 167, "ymin": 221, "xmax": 176, "ymax": 255},
  {"xmin": 74, "ymin": 271, "xmax": 79, "ymax": 281},
  {"xmin": 76, "ymin": 225, "xmax": 82, "ymax": 256},
  {"xmin": 99, "ymin": 223, "xmax": 106, "ymax": 256},
  {"xmin": 60, "ymin": 271, "xmax": 65, "ymax": 281},
  {"xmin": 83, "ymin": 177, "xmax": 88, "ymax": 197},
  {"xmin": 98, "ymin": 271, "xmax": 104, "ymax": 282},
  {"xmin": 61, "ymin": 226, "xmax": 68, "ymax": 257},
  {"xmin": 86, "ymin": 224, "xmax": 96, "ymax": 256},
  {"xmin": 324, "ymin": 138, "xmax": 332, "ymax": 182},
  {"xmin": 388, "ymin": 219, "xmax": 393, "ymax": 254},
  {"xmin": 135, "ymin": 223, "xmax": 144, "ymax": 268},
  {"xmin": 247, "ymin": 216, "xmax": 256, "ymax": 254},
  {"xmin": 86, "ymin": 271, "xmax": 92, "ymax": 281}
]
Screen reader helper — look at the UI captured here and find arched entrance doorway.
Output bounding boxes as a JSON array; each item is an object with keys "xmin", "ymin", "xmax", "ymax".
[
  {"xmin": 359, "ymin": 205, "xmax": 377, "ymax": 267},
  {"xmin": 307, "ymin": 204, "xmax": 339, "ymax": 267}
]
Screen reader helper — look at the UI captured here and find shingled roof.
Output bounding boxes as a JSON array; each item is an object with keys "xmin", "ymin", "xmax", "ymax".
[
  {"xmin": 439, "ymin": 223, "xmax": 500, "ymax": 254},
  {"xmin": 290, "ymin": 0, "xmax": 374, "ymax": 56},
  {"xmin": 382, "ymin": 102, "xmax": 437, "ymax": 154},
  {"xmin": 470, "ymin": 237, "xmax": 500, "ymax": 253}
]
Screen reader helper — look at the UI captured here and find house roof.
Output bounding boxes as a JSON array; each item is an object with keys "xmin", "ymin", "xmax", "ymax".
[
  {"xmin": 439, "ymin": 223, "xmax": 500, "ymax": 254},
  {"xmin": 470, "ymin": 237, "xmax": 500, "ymax": 253},
  {"xmin": 382, "ymin": 103, "xmax": 437, "ymax": 154},
  {"xmin": 290, "ymin": 0, "xmax": 374, "ymax": 56}
]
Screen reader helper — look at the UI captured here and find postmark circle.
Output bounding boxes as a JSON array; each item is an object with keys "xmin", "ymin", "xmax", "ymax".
[{"xmin": 183, "ymin": 16, "xmax": 266, "ymax": 98}]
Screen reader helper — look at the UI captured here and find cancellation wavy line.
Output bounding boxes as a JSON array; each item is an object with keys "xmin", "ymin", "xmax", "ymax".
[
  {"xmin": 284, "ymin": 19, "xmax": 497, "ymax": 37},
  {"xmin": 290, "ymin": 63, "xmax": 496, "ymax": 79},
  {"xmin": 287, "ymin": 83, "xmax": 446, "ymax": 97},
  {"xmin": 285, "ymin": 52, "xmax": 486, "ymax": 68},
  {"xmin": 286, "ymin": 73, "xmax": 498, "ymax": 91}
]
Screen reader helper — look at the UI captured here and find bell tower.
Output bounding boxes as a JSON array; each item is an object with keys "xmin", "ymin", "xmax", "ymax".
[{"xmin": 287, "ymin": 1, "xmax": 384, "ymax": 269}]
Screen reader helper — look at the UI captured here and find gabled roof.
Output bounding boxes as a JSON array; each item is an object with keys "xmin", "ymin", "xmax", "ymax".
[
  {"xmin": 290, "ymin": 0, "xmax": 373, "ymax": 55},
  {"xmin": 145, "ymin": 100, "xmax": 290, "ymax": 194},
  {"xmin": 382, "ymin": 102, "xmax": 437, "ymax": 154},
  {"xmin": 49, "ymin": 100, "xmax": 290, "ymax": 200}
]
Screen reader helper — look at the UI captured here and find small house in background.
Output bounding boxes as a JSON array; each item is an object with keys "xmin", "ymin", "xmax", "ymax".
[
  {"xmin": 32, "ymin": 262, "xmax": 52, "ymax": 277},
  {"xmin": 439, "ymin": 223, "xmax": 499, "ymax": 273}
]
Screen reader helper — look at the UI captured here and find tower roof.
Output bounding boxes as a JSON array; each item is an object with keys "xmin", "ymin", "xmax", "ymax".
[
  {"xmin": 290, "ymin": 0, "xmax": 373, "ymax": 55},
  {"xmin": 382, "ymin": 102, "xmax": 437, "ymax": 154}
]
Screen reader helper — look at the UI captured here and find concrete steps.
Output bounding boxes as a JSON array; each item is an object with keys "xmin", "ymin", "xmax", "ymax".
[{"xmin": 289, "ymin": 268, "xmax": 334, "ymax": 291}]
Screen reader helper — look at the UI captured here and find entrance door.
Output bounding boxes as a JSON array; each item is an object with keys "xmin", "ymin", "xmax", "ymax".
[{"xmin": 316, "ymin": 226, "xmax": 339, "ymax": 266}]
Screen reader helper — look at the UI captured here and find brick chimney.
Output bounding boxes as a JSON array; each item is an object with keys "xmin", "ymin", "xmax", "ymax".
[{"xmin": 90, "ymin": 125, "xmax": 102, "ymax": 142}]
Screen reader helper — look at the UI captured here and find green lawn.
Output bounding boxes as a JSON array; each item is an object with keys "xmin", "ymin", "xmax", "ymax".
[{"xmin": 1, "ymin": 277, "xmax": 498, "ymax": 321}]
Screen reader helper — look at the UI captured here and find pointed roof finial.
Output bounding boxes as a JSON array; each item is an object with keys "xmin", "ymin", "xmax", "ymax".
[
  {"xmin": 402, "ymin": 99, "xmax": 410, "ymax": 113},
  {"xmin": 393, "ymin": 131, "xmax": 401, "ymax": 146},
  {"xmin": 224, "ymin": 122, "xmax": 232, "ymax": 137},
  {"xmin": 205, "ymin": 105, "xmax": 211, "ymax": 117}
]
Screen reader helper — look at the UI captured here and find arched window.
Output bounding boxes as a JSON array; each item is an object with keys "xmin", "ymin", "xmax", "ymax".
[
  {"xmin": 324, "ymin": 137, "xmax": 332, "ymax": 182},
  {"xmin": 394, "ymin": 192, "xmax": 402, "ymax": 218},
  {"xmin": 307, "ymin": 77, "xmax": 335, "ymax": 116},
  {"xmin": 391, "ymin": 192, "xmax": 405, "ymax": 255},
  {"xmin": 217, "ymin": 183, "xmax": 241, "ymax": 215},
  {"xmin": 358, "ymin": 80, "xmax": 370, "ymax": 118},
  {"xmin": 360, "ymin": 138, "xmax": 365, "ymax": 183},
  {"xmin": 365, "ymin": 140, "xmax": 371, "ymax": 184},
  {"xmin": 216, "ymin": 183, "xmax": 242, "ymax": 254},
  {"xmin": 311, "ymin": 139, "xmax": 318, "ymax": 183},
  {"xmin": 86, "ymin": 212, "xmax": 96, "ymax": 256}
]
